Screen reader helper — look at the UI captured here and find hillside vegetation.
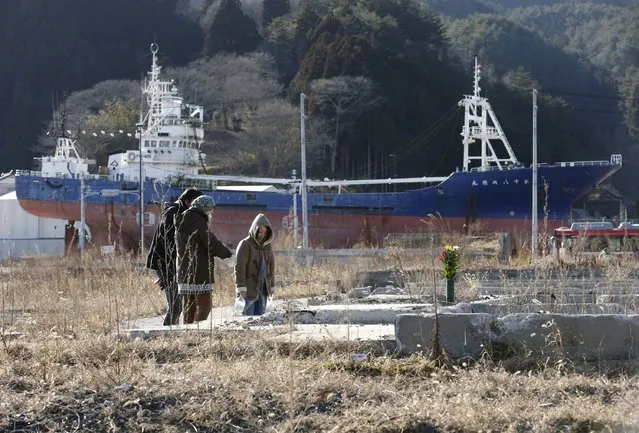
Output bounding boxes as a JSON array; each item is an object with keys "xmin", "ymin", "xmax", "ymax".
[{"xmin": 1, "ymin": 0, "xmax": 637, "ymax": 196}]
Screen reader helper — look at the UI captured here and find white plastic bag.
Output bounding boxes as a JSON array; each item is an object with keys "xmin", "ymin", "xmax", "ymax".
[
  {"xmin": 265, "ymin": 296, "xmax": 274, "ymax": 314},
  {"xmin": 233, "ymin": 296, "xmax": 245, "ymax": 316}
]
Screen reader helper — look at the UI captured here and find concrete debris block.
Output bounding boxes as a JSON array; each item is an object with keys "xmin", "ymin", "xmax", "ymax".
[
  {"xmin": 395, "ymin": 313, "xmax": 494, "ymax": 357},
  {"xmin": 128, "ymin": 330, "xmax": 152, "ymax": 340},
  {"xmin": 492, "ymin": 313, "xmax": 550, "ymax": 355},
  {"xmin": 289, "ymin": 311, "xmax": 318, "ymax": 324},
  {"xmin": 371, "ymin": 286, "xmax": 405, "ymax": 296},
  {"xmin": 496, "ymin": 314, "xmax": 639, "ymax": 360},
  {"xmin": 347, "ymin": 287, "xmax": 372, "ymax": 299},
  {"xmin": 597, "ymin": 294, "xmax": 639, "ymax": 307},
  {"xmin": 396, "ymin": 312, "xmax": 639, "ymax": 360},
  {"xmin": 469, "ymin": 302, "xmax": 627, "ymax": 315},
  {"xmin": 539, "ymin": 293, "xmax": 597, "ymax": 304},
  {"xmin": 468, "ymin": 301, "xmax": 503, "ymax": 314},
  {"xmin": 315, "ymin": 305, "xmax": 430, "ymax": 325},
  {"xmin": 307, "ymin": 297, "xmax": 323, "ymax": 306},
  {"xmin": 249, "ymin": 311, "xmax": 289, "ymax": 325},
  {"xmin": 484, "ymin": 292, "xmax": 597, "ymax": 305},
  {"xmin": 553, "ymin": 303, "xmax": 627, "ymax": 314},
  {"xmin": 439, "ymin": 303, "xmax": 474, "ymax": 314},
  {"xmin": 114, "ymin": 384, "xmax": 134, "ymax": 392},
  {"xmin": 125, "ymin": 328, "xmax": 182, "ymax": 339},
  {"xmin": 356, "ymin": 271, "xmax": 404, "ymax": 288},
  {"xmin": 498, "ymin": 232, "xmax": 511, "ymax": 264},
  {"xmin": 0, "ymin": 331, "xmax": 23, "ymax": 341},
  {"xmin": 364, "ymin": 294, "xmax": 417, "ymax": 304},
  {"xmin": 324, "ymin": 292, "xmax": 346, "ymax": 302},
  {"xmin": 351, "ymin": 353, "xmax": 368, "ymax": 362}
]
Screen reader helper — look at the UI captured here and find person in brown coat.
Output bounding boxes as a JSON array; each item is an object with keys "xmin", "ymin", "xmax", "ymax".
[
  {"xmin": 234, "ymin": 213, "xmax": 275, "ymax": 316},
  {"xmin": 175, "ymin": 195, "xmax": 232, "ymax": 323},
  {"xmin": 146, "ymin": 187, "xmax": 202, "ymax": 326}
]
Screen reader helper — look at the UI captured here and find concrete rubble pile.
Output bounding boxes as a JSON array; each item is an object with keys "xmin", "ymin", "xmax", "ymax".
[{"xmin": 121, "ymin": 269, "xmax": 639, "ymax": 361}]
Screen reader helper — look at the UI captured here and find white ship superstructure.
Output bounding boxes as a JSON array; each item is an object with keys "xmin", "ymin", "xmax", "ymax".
[
  {"xmin": 37, "ymin": 136, "xmax": 92, "ymax": 178},
  {"xmin": 107, "ymin": 43, "xmax": 205, "ymax": 182}
]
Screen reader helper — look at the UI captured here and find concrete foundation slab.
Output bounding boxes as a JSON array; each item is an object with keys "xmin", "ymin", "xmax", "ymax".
[
  {"xmin": 120, "ymin": 303, "xmax": 419, "ymax": 343},
  {"xmin": 269, "ymin": 324, "xmax": 395, "ymax": 343},
  {"xmin": 496, "ymin": 314, "xmax": 639, "ymax": 360},
  {"xmin": 120, "ymin": 322, "xmax": 394, "ymax": 345},
  {"xmin": 395, "ymin": 313, "xmax": 495, "ymax": 357},
  {"xmin": 240, "ymin": 303, "xmax": 434, "ymax": 326},
  {"xmin": 308, "ymin": 303, "xmax": 433, "ymax": 324}
]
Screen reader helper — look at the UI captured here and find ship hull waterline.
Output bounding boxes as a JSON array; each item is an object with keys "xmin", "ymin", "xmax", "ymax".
[{"xmin": 17, "ymin": 198, "xmax": 571, "ymax": 250}]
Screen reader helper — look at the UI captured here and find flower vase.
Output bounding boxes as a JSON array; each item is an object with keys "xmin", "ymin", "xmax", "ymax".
[{"xmin": 446, "ymin": 279, "xmax": 455, "ymax": 303}]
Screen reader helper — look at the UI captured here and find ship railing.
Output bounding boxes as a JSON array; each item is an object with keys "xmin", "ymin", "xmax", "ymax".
[
  {"xmin": 15, "ymin": 170, "xmax": 110, "ymax": 180},
  {"xmin": 556, "ymin": 160, "xmax": 619, "ymax": 168},
  {"xmin": 15, "ymin": 170, "xmax": 43, "ymax": 177},
  {"xmin": 468, "ymin": 159, "xmax": 618, "ymax": 172}
]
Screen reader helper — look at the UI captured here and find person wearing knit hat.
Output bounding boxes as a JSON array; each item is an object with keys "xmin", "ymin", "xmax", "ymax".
[
  {"xmin": 190, "ymin": 195, "xmax": 216, "ymax": 213},
  {"xmin": 175, "ymin": 194, "xmax": 231, "ymax": 323},
  {"xmin": 146, "ymin": 187, "xmax": 203, "ymax": 326}
]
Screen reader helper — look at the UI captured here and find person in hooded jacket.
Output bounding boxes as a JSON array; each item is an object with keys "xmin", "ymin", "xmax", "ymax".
[
  {"xmin": 234, "ymin": 213, "xmax": 275, "ymax": 316},
  {"xmin": 175, "ymin": 195, "xmax": 232, "ymax": 323},
  {"xmin": 146, "ymin": 187, "xmax": 203, "ymax": 326}
]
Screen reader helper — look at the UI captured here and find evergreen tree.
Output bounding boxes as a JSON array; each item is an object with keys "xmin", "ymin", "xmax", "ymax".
[
  {"xmin": 619, "ymin": 66, "xmax": 639, "ymax": 144},
  {"xmin": 502, "ymin": 66, "xmax": 539, "ymax": 95},
  {"xmin": 292, "ymin": 0, "xmax": 467, "ymax": 178},
  {"xmin": 262, "ymin": 0, "xmax": 291, "ymax": 26},
  {"xmin": 202, "ymin": 0, "xmax": 263, "ymax": 58}
]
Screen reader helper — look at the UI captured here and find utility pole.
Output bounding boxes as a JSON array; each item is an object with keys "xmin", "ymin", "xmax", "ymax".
[
  {"xmin": 532, "ymin": 89, "xmax": 538, "ymax": 259},
  {"xmin": 292, "ymin": 169, "xmax": 299, "ymax": 247},
  {"xmin": 300, "ymin": 93, "xmax": 309, "ymax": 249},
  {"xmin": 137, "ymin": 122, "xmax": 145, "ymax": 254},
  {"xmin": 79, "ymin": 176, "xmax": 85, "ymax": 256}
]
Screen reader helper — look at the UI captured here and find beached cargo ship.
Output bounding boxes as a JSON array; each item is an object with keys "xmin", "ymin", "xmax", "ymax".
[{"xmin": 14, "ymin": 45, "xmax": 622, "ymax": 250}]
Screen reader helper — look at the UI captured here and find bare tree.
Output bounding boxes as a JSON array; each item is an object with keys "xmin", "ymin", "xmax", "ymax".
[
  {"xmin": 238, "ymin": 99, "xmax": 299, "ymax": 176},
  {"xmin": 36, "ymin": 80, "xmax": 141, "ymax": 158},
  {"xmin": 208, "ymin": 98, "xmax": 330, "ymax": 177},
  {"xmin": 310, "ymin": 75, "xmax": 383, "ymax": 173},
  {"xmin": 168, "ymin": 52, "xmax": 282, "ymax": 129}
]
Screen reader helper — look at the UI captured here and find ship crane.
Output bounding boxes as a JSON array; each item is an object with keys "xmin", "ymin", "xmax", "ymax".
[{"xmin": 459, "ymin": 58, "xmax": 519, "ymax": 172}]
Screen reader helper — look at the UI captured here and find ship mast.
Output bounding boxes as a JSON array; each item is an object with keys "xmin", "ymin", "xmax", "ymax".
[
  {"xmin": 137, "ymin": 42, "xmax": 167, "ymax": 251},
  {"xmin": 460, "ymin": 58, "xmax": 519, "ymax": 171}
]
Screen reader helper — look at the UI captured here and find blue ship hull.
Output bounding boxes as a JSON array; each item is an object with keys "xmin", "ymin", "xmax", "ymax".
[{"xmin": 15, "ymin": 162, "xmax": 618, "ymax": 249}]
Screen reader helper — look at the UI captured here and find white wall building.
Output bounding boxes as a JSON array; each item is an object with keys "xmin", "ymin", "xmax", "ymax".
[
  {"xmin": 0, "ymin": 171, "xmax": 15, "ymax": 196},
  {"xmin": 0, "ymin": 174, "xmax": 66, "ymax": 260}
]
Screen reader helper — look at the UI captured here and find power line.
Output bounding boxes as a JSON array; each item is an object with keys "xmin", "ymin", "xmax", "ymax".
[
  {"xmin": 427, "ymin": 108, "xmax": 463, "ymax": 176},
  {"xmin": 363, "ymin": 105, "xmax": 461, "ymax": 179},
  {"xmin": 543, "ymin": 88, "xmax": 623, "ymax": 101},
  {"xmin": 248, "ymin": 114, "xmax": 298, "ymax": 122},
  {"xmin": 570, "ymin": 108, "xmax": 623, "ymax": 114},
  {"xmin": 392, "ymin": 104, "xmax": 461, "ymax": 163},
  {"xmin": 205, "ymin": 90, "xmax": 289, "ymax": 107}
]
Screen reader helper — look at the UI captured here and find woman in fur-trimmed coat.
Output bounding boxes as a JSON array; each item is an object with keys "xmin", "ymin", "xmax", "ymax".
[
  {"xmin": 234, "ymin": 213, "xmax": 275, "ymax": 316},
  {"xmin": 175, "ymin": 195, "xmax": 232, "ymax": 323}
]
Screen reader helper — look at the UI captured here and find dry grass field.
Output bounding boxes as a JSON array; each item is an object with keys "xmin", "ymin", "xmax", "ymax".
[{"xmin": 1, "ymin": 243, "xmax": 639, "ymax": 432}]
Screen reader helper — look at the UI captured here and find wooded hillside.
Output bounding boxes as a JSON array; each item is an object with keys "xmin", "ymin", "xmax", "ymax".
[{"xmin": 0, "ymin": 0, "xmax": 637, "ymax": 196}]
